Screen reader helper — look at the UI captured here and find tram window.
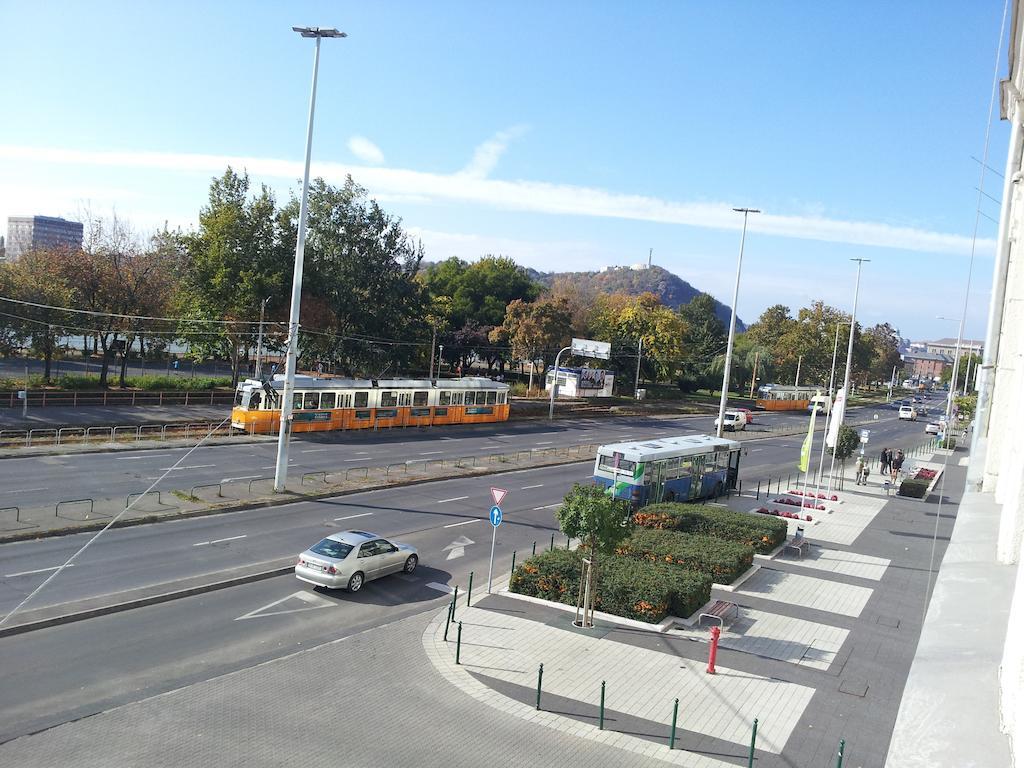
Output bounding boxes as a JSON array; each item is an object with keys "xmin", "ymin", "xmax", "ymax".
[
  {"xmin": 413, "ymin": 391, "xmax": 428, "ymax": 406},
  {"xmin": 439, "ymin": 391, "xmax": 451, "ymax": 406},
  {"xmin": 293, "ymin": 393, "xmax": 304, "ymax": 410},
  {"xmin": 381, "ymin": 391, "xmax": 397, "ymax": 407},
  {"xmin": 451, "ymin": 392, "xmax": 463, "ymax": 405},
  {"xmin": 320, "ymin": 392, "xmax": 337, "ymax": 409},
  {"xmin": 338, "ymin": 393, "xmax": 352, "ymax": 408},
  {"xmin": 486, "ymin": 390, "xmax": 497, "ymax": 405},
  {"xmin": 465, "ymin": 391, "xmax": 476, "ymax": 405},
  {"xmin": 398, "ymin": 392, "xmax": 412, "ymax": 406},
  {"xmin": 354, "ymin": 392, "xmax": 368, "ymax": 408},
  {"xmin": 497, "ymin": 391, "xmax": 506, "ymax": 404},
  {"xmin": 303, "ymin": 392, "xmax": 319, "ymax": 409},
  {"xmin": 234, "ymin": 390, "xmax": 245, "ymax": 407},
  {"xmin": 434, "ymin": 407, "xmax": 448, "ymax": 416}
]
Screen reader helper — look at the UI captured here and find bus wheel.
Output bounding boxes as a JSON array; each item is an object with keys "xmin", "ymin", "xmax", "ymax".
[{"xmin": 666, "ymin": 491, "xmax": 676, "ymax": 502}]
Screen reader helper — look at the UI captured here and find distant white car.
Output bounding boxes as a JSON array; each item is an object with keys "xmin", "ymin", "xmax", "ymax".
[
  {"xmin": 714, "ymin": 411, "xmax": 747, "ymax": 431},
  {"xmin": 899, "ymin": 406, "xmax": 918, "ymax": 421},
  {"xmin": 925, "ymin": 421, "xmax": 942, "ymax": 435}
]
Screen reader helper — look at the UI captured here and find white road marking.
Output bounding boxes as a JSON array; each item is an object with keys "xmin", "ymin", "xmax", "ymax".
[
  {"xmin": 437, "ymin": 496, "xmax": 469, "ymax": 504},
  {"xmin": 301, "ymin": 448, "xmax": 333, "ymax": 453},
  {"xmin": 6, "ymin": 563, "xmax": 75, "ymax": 578},
  {"xmin": 261, "ymin": 464, "xmax": 296, "ymax": 469},
  {"xmin": 160, "ymin": 464, "xmax": 216, "ymax": 471},
  {"xmin": 521, "ymin": 484, "xmax": 544, "ymax": 489},
  {"xmin": 535, "ymin": 441, "xmax": 553, "ymax": 445},
  {"xmin": 235, "ymin": 590, "xmax": 336, "ymax": 621},
  {"xmin": 426, "ymin": 582, "xmax": 455, "ymax": 594},
  {"xmin": 443, "ymin": 535, "xmax": 475, "ymax": 559},
  {"xmin": 419, "ymin": 451, "xmax": 443, "ymax": 455},
  {"xmin": 114, "ymin": 456, "xmax": 148, "ymax": 461},
  {"xmin": 220, "ymin": 475, "xmax": 260, "ymax": 483},
  {"xmin": 333, "ymin": 512, "xmax": 374, "ymax": 522},
  {"xmin": 341, "ymin": 459, "xmax": 366, "ymax": 463},
  {"xmin": 0, "ymin": 487, "xmax": 48, "ymax": 494},
  {"xmin": 533, "ymin": 503, "xmax": 562, "ymax": 510},
  {"xmin": 443, "ymin": 519, "xmax": 477, "ymax": 528},
  {"xmin": 193, "ymin": 534, "xmax": 247, "ymax": 547}
]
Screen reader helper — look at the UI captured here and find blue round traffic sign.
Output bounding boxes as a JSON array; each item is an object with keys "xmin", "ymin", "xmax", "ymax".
[{"xmin": 489, "ymin": 505, "xmax": 503, "ymax": 527}]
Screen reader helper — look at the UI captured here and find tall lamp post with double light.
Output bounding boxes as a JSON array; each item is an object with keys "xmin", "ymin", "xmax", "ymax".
[
  {"xmin": 716, "ymin": 207, "xmax": 759, "ymax": 438},
  {"xmin": 274, "ymin": 26, "xmax": 346, "ymax": 493},
  {"xmin": 937, "ymin": 315, "xmax": 966, "ymax": 423}
]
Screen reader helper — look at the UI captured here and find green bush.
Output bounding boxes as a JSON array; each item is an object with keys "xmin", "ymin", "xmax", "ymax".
[
  {"xmin": 509, "ymin": 549, "xmax": 711, "ymax": 623},
  {"xmin": 616, "ymin": 528, "xmax": 754, "ymax": 585},
  {"xmin": 122, "ymin": 375, "xmax": 233, "ymax": 391},
  {"xmin": 939, "ymin": 436, "xmax": 958, "ymax": 450},
  {"xmin": 898, "ymin": 479, "xmax": 930, "ymax": 499},
  {"xmin": 633, "ymin": 502, "xmax": 787, "ymax": 554}
]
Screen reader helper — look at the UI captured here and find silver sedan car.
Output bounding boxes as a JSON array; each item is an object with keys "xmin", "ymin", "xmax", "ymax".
[{"xmin": 295, "ymin": 530, "xmax": 418, "ymax": 592}]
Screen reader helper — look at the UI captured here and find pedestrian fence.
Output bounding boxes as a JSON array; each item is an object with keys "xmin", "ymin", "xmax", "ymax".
[
  {"xmin": 443, "ymin": 616, "xmax": 853, "ymax": 765},
  {"xmin": 0, "ymin": 421, "xmax": 248, "ymax": 449}
]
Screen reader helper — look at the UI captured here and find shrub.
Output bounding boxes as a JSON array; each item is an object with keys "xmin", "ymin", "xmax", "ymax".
[
  {"xmin": 898, "ymin": 479, "xmax": 930, "ymax": 498},
  {"xmin": 616, "ymin": 528, "xmax": 754, "ymax": 585},
  {"xmin": 510, "ymin": 549, "xmax": 711, "ymax": 623},
  {"xmin": 123, "ymin": 375, "xmax": 233, "ymax": 391},
  {"xmin": 633, "ymin": 503, "xmax": 787, "ymax": 554},
  {"xmin": 939, "ymin": 436, "xmax": 957, "ymax": 450}
]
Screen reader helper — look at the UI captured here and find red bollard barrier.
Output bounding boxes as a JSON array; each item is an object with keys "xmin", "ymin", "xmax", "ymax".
[{"xmin": 707, "ymin": 625, "xmax": 721, "ymax": 674}]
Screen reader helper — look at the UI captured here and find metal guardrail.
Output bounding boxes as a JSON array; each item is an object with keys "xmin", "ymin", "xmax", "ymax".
[
  {"xmin": 55, "ymin": 498, "xmax": 97, "ymax": 520},
  {"xmin": 0, "ymin": 389, "xmax": 235, "ymax": 409},
  {"xmin": 0, "ymin": 421, "xmax": 245, "ymax": 449},
  {"xmin": 190, "ymin": 483, "xmax": 223, "ymax": 499}
]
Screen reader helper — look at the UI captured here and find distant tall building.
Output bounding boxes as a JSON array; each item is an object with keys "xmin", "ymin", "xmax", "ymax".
[{"xmin": 4, "ymin": 215, "xmax": 84, "ymax": 261}]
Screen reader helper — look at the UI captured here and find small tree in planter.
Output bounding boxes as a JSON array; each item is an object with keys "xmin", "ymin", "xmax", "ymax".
[
  {"xmin": 556, "ymin": 483, "xmax": 632, "ymax": 627},
  {"xmin": 828, "ymin": 425, "xmax": 860, "ymax": 490}
]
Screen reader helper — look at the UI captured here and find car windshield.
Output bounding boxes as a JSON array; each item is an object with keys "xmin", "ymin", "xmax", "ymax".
[{"xmin": 310, "ymin": 539, "xmax": 353, "ymax": 560}]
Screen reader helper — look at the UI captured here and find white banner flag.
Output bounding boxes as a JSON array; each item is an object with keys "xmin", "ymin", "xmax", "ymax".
[{"xmin": 826, "ymin": 386, "xmax": 846, "ymax": 448}]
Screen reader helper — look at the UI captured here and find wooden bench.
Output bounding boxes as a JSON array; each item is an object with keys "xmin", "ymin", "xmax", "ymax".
[
  {"xmin": 699, "ymin": 599, "xmax": 740, "ymax": 627},
  {"xmin": 784, "ymin": 529, "xmax": 810, "ymax": 559}
]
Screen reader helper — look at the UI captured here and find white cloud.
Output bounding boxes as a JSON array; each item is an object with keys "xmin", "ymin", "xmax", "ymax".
[
  {"xmin": 457, "ymin": 125, "xmax": 529, "ymax": 180},
  {"xmin": 0, "ymin": 143, "xmax": 994, "ymax": 257},
  {"xmin": 347, "ymin": 135, "xmax": 384, "ymax": 165}
]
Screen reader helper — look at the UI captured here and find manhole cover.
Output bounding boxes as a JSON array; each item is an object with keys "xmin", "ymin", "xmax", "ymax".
[{"xmin": 839, "ymin": 679, "xmax": 869, "ymax": 697}]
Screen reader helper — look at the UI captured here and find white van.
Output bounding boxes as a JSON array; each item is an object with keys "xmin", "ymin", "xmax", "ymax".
[
  {"xmin": 899, "ymin": 405, "xmax": 918, "ymax": 421},
  {"xmin": 714, "ymin": 411, "xmax": 747, "ymax": 431},
  {"xmin": 807, "ymin": 394, "xmax": 831, "ymax": 414}
]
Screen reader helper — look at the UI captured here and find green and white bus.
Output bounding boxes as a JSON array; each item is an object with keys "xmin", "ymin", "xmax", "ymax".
[{"xmin": 592, "ymin": 434, "xmax": 741, "ymax": 507}]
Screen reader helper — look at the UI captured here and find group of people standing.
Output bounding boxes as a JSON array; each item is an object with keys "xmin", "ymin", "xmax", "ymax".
[{"xmin": 853, "ymin": 447, "xmax": 905, "ymax": 486}]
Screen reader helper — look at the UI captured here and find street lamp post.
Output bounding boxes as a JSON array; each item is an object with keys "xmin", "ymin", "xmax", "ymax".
[
  {"xmin": 815, "ymin": 321, "xmax": 849, "ymax": 488},
  {"xmin": 937, "ymin": 315, "xmax": 964, "ymax": 423},
  {"xmin": 826, "ymin": 259, "xmax": 868, "ymax": 494},
  {"xmin": 548, "ymin": 345, "xmax": 572, "ymax": 420},
  {"xmin": 716, "ymin": 208, "xmax": 760, "ymax": 438},
  {"xmin": 254, "ymin": 296, "xmax": 270, "ymax": 381},
  {"xmin": 274, "ymin": 25, "xmax": 346, "ymax": 493},
  {"xmin": 437, "ymin": 344, "xmax": 444, "ymax": 379}
]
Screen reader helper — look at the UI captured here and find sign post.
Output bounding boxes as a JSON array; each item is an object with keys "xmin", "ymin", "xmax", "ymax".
[{"xmin": 486, "ymin": 503, "xmax": 503, "ymax": 594}]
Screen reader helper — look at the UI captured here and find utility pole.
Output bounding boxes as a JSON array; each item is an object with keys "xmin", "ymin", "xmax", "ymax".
[
  {"xmin": 748, "ymin": 350, "xmax": 760, "ymax": 399},
  {"xmin": 794, "ymin": 355, "xmax": 802, "ymax": 387},
  {"xmin": 274, "ymin": 26, "xmax": 346, "ymax": 493},
  {"xmin": 437, "ymin": 344, "xmax": 444, "ymax": 379},
  {"xmin": 428, "ymin": 326, "xmax": 436, "ymax": 379},
  {"xmin": 717, "ymin": 207, "xmax": 760, "ymax": 437},
  {"xmin": 887, "ymin": 365, "xmax": 896, "ymax": 402},
  {"xmin": 254, "ymin": 296, "xmax": 270, "ymax": 380},
  {"xmin": 634, "ymin": 337, "xmax": 644, "ymax": 398}
]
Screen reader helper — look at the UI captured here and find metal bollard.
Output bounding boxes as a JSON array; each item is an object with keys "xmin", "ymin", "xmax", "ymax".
[
  {"xmin": 707, "ymin": 625, "xmax": 721, "ymax": 674},
  {"xmin": 532, "ymin": 541, "xmax": 537, "ymax": 556},
  {"xmin": 756, "ymin": 480, "xmax": 761, "ymax": 500},
  {"xmin": 444, "ymin": 597, "xmax": 453, "ymax": 641},
  {"xmin": 536, "ymin": 663, "xmax": 544, "ymax": 710},
  {"xmin": 511, "ymin": 550, "xmax": 517, "ymax": 578},
  {"xmin": 550, "ymin": 532, "xmax": 555, "ymax": 551},
  {"xmin": 466, "ymin": 571, "xmax": 473, "ymax": 606},
  {"xmin": 599, "ymin": 680, "xmax": 606, "ymax": 730},
  {"xmin": 566, "ymin": 535, "xmax": 570, "ymax": 550},
  {"xmin": 835, "ymin": 738, "xmax": 845, "ymax": 768},
  {"xmin": 669, "ymin": 698, "xmax": 679, "ymax": 749},
  {"xmin": 747, "ymin": 718, "xmax": 758, "ymax": 768},
  {"xmin": 451, "ymin": 585, "xmax": 459, "ymax": 621},
  {"xmin": 455, "ymin": 621, "xmax": 463, "ymax": 664}
]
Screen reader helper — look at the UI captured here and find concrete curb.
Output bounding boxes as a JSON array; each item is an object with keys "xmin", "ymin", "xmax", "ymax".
[{"xmin": 0, "ymin": 559, "xmax": 293, "ymax": 638}]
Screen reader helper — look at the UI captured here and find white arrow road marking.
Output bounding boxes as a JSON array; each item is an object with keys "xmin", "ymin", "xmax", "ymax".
[
  {"xmin": 443, "ymin": 534, "xmax": 475, "ymax": 560},
  {"xmin": 6, "ymin": 563, "xmax": 74, "ymax": 578},
  {"xmin": 193, "ymin": 534, "xmax": 247, "ymax": 547},
  {"xmin": 235, "ymin": 590, "xmax": 336, "ymax": 621}
]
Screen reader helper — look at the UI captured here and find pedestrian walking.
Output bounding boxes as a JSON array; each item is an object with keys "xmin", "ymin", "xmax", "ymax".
[
  {"xmin": 880, "ymin": 447, "xmax": 891, "ymax": 475},
  {"xmin": 891, "ymin": 449, "xmax": 905, "ymax": 482},
  {"xmin": 855, "ymin": 456, "xmax": 865, "ymax": 485}
]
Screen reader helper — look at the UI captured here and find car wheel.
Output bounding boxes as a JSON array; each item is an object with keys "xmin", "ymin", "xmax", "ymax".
[
  {"xmin": 404, "ymin": 554, "xmax": 418, "ymax": 574},
  {"xmin": 347, "ymin": 572, "xmax": 365, "ymax": 593}
]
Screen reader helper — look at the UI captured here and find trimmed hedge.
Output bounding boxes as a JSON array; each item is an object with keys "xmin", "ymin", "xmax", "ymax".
[
  {"xmin": 616, "ymin": 528, "xmax": 754, "ymax": 585},
  {"xmin": 632, "ymin": 503, "xmax": 787, "ymax": 555},
  {"xmin": 509, "ymin": 549, "xmax": 711, "ymax": 623},
  {"xmin": 898, "ymin": 478, "xmax": 930, "ymax": 499}
]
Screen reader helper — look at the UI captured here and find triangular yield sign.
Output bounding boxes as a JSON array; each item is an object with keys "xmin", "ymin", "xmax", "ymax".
[{"xmin": 490, "ymin": 487, "xmax": 508, "ymax": 506}]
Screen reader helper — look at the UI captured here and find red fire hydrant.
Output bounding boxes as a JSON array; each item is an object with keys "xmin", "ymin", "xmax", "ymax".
[{"xmin": 707, "ymin": 625, "xmax": 721, "ymax": 675}]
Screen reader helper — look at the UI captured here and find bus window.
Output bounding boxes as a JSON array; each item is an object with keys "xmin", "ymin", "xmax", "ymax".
[
  {"xmin": 320, "ymin": 392, "xmax": 337, "ymax": 409},
  {"xmin": 303, "ymin": 392, "xmax": 319, "ymax": 409},
  {"xmin": 413, "ymin": 391, "xmax": 428, "ymax": 406},
  {"xmin": 293, "ymin": 393, "xmax": 304, "ymax": 410},
  {"xmin": 486, "ymin": 391, "xmax": 497, "ymax": 405},
  {"xmin": 354, "ymin": 392, "xmax": 368, "ymax": 408},
  {"xmin": 439, "ymin": 391, "xmax": 451, "ymax": 406},
  {"xmin": 598, "ymin": 454, "xmax": 635, "ymax": 474},
  {"xmin": 381, "ymin": 391, "xmax": 397, "ymax": 407}
]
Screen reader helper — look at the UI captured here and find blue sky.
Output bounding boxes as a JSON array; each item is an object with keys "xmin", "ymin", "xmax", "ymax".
[{"xmin": 0, "ymin": 1, "xmax": 1009, "ymax": 340}]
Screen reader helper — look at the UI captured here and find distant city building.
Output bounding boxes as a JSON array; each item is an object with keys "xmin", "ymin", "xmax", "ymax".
[
  {"xmin": 925, "ymin": 337, "xmax": 984, "ymax": 357},
  {"xmin": 4, "ymin": 215, "xmax": 84, "ymax": 261},
  {"xmin": 902, "ymin": 351, "xmax": 952, "ymax": 380}
]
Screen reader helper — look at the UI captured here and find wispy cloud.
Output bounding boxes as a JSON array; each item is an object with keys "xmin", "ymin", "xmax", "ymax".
[
  {"xmin": 457, "ymin": 125, "xmax": 529, "ymax": 180},
  {"xmin": 0, "ymin": 143, "xmax": 993, "ymax": 257},
  {"xmin": 347, "ymin": 135, "xmax": 384, "ymax": 165}
]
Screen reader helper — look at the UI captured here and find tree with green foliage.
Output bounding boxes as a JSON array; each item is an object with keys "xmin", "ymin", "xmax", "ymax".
[
  {"xmin": 677, "ymin": 293, "xmax": 727, "ymax": 392},
  {"xmin": 589, "ymin": 292, "xmax": 687, "ymax": 388},
  {"xmin": 493, "ymin": 297, "xmax": 572, "ymax": 376},
  {"xmin": 556, "ymin": 483, "xmax": 632, "ymax": 623},
  {"xmin": 861, "ymin": 322, "xmax": 902, "ymax": 385},
  {"xmin": 828, "ymin": 425, "xmax": 861, "ymax": 490}
]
